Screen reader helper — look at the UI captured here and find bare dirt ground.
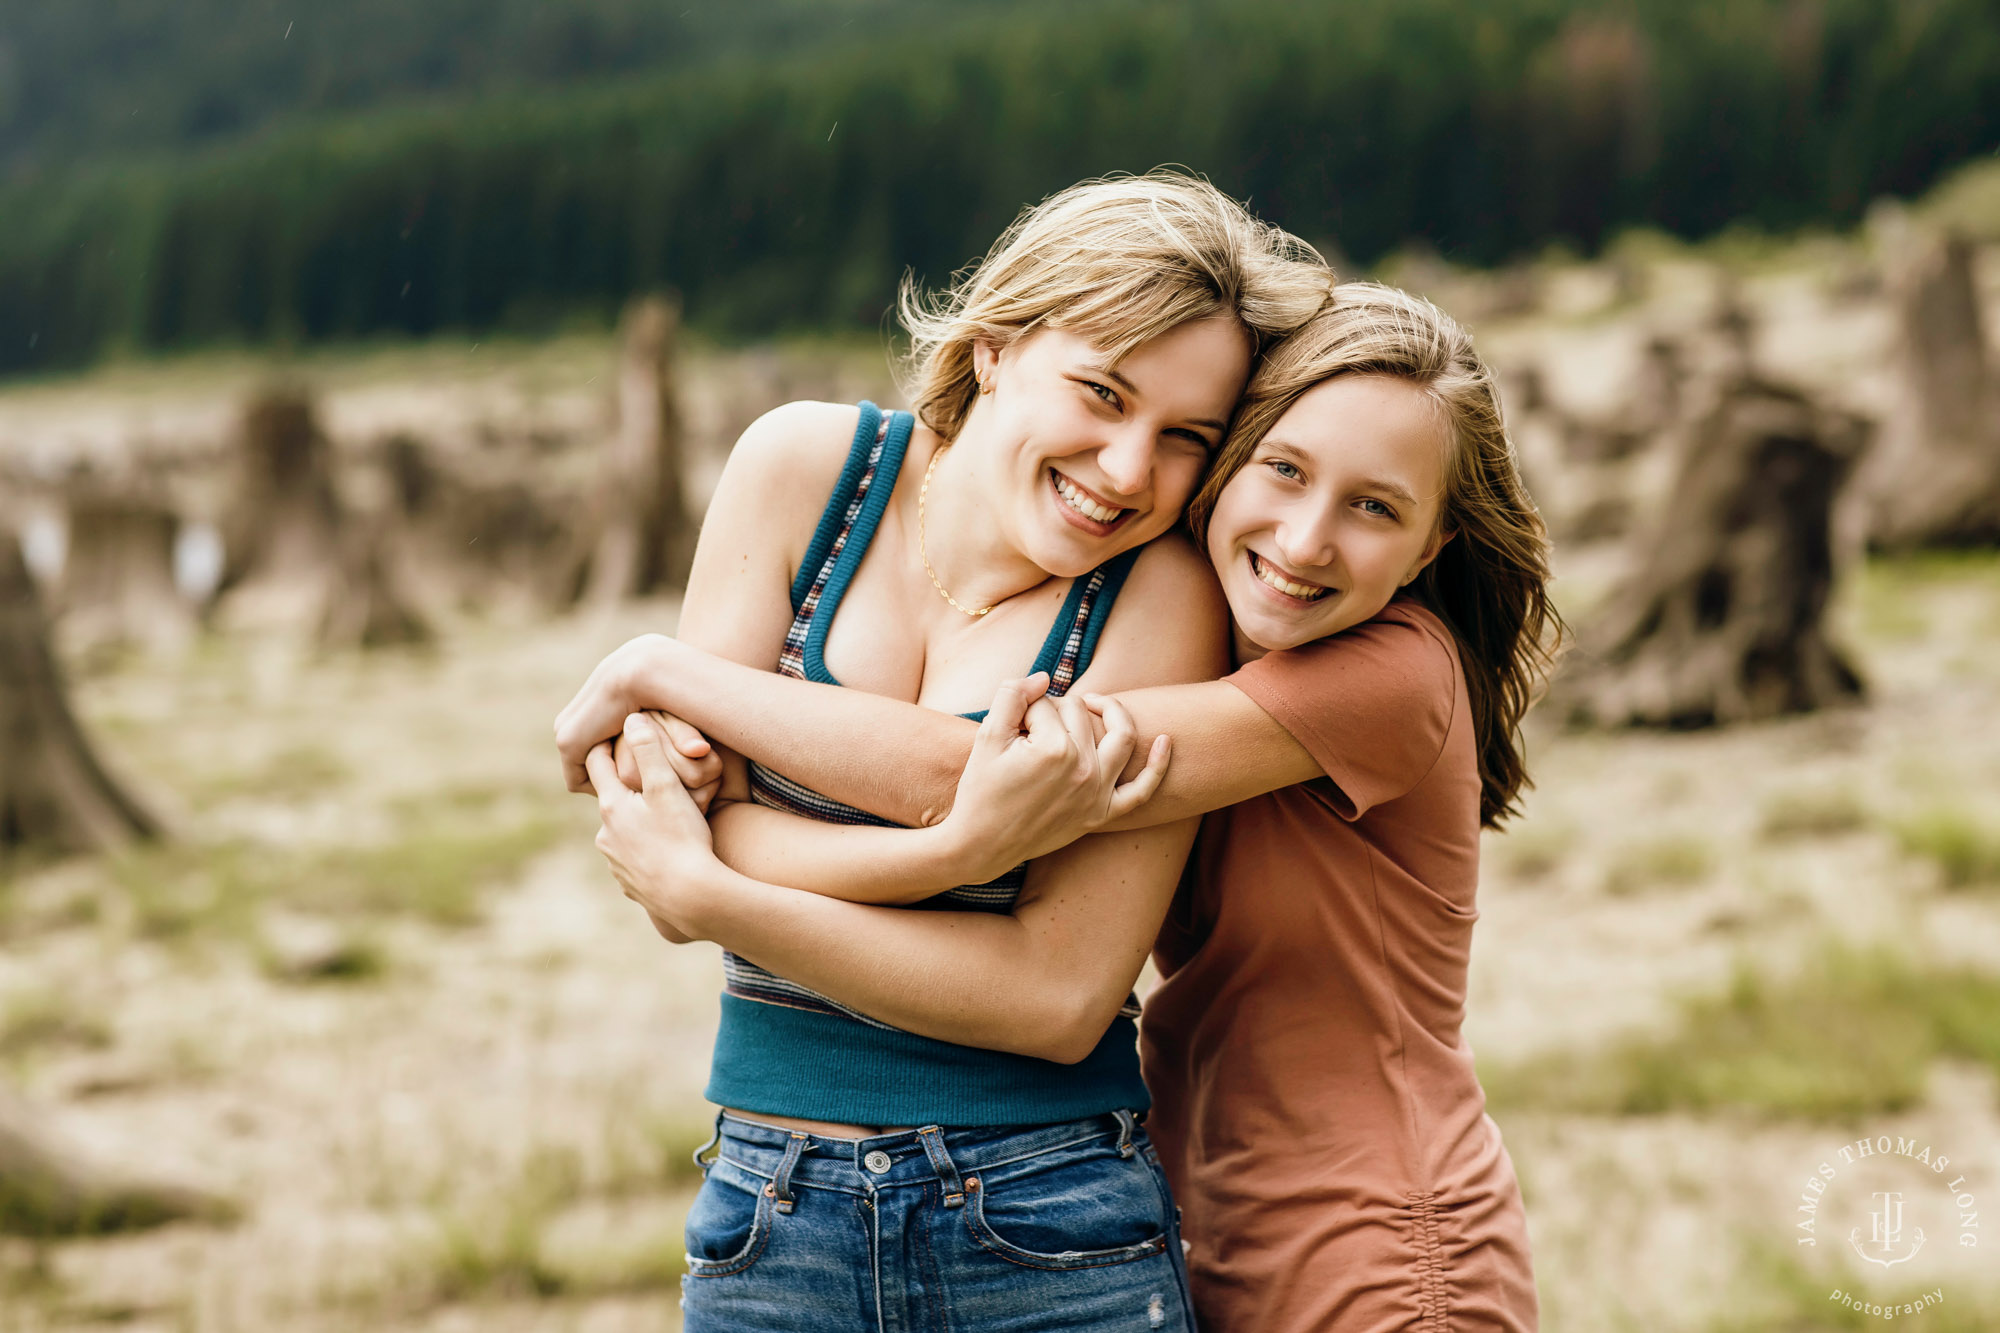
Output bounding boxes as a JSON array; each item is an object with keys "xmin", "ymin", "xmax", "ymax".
[
  {"xmin": 5, "ymin": 554, "xmax": 1995, "ymax": 1332},
  {"xmin": 5, "ymin": 231, "xmax": 2000, "ymax": 1330}
]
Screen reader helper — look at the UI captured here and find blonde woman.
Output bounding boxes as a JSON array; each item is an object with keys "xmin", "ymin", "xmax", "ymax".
[
  {"xmin": 567, "ymin": 285, "xmax": 1559, "ymax": 1330},
  {"xmin": 559, "ymin": 173, "xmax": 1330, "ymax": 1329}
]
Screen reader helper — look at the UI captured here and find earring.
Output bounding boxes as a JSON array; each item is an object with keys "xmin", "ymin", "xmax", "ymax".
[{"xmin": 977, "ymin": 374, "xmax": 993, "ymax": 395}]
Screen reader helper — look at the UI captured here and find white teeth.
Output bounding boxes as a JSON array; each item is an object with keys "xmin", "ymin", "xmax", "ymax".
[
  {"xmin": 1252, "ymin": 553, "xmax": 1328, "ymax": 601},
  {"xmin": 1052, "ymin": 471, "xmax": 1125, "ymax": 524}
]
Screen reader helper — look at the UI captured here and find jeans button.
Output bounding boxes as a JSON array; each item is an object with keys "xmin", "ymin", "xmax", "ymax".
[{"xmin": 864, "ymin": 1150, "xmax": 893, "ymax": 1174}]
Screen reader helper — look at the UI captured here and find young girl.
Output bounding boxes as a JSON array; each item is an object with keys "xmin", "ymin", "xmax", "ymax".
[
  {"xmin": 569, "ymin": 283, "xmax": 1562, "ymax": 1331},
  {"xmin": 561, "ymin": 172, "xmax": 1332, "ymax": 1330}
]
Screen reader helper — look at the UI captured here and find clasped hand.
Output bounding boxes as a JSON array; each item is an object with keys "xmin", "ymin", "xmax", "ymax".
[{"xmin": 938, "ymin": 673, "xmax": 1171, "ymax": 885}]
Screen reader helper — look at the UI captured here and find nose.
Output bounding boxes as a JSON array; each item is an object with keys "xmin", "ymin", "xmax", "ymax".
[
  {"xmin": 1094, "ymin": 425, "xmax": 1156, "ymax": 498},
  {"xmin": 1274, "ymin": 501, "xmax": 1340, "ymax": 572}
]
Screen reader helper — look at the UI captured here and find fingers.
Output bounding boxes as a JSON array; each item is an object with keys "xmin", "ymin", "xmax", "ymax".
[
  {"xmin": 688, "ymin": 778, "xmax": 722, "ymax": 815},
  {"xmin": 1020, "ymin": 694, "xmax": 1068, "ymax": 751},
  {"xmin": 1106, "ymin": 734, "xmax": 1172, "ymax": 821},
  {"xmin": 622, "ymin": 713, "xmax": 686, "ymax": 793},
  {"xmin": 1091, "ymin": 694, "xmax": 1139, "ymax": 779},
  {"xmin": 646, "ymin": 711, "xmax": 723, "ymax": 790},
  {"xmin": 654, "ymin": 710, "xmax": 712, "ymax": 759},
  {"xmin": 584, "ymin": 740, "xmax": 628, "ymax": 803},
  {"xmin": 1053, "ymin": 694, "xmax": 1100, "ymax": 776},
  {"xmin": 978, "ymin": 673, "xmax": 1049, "ymax": 744}
]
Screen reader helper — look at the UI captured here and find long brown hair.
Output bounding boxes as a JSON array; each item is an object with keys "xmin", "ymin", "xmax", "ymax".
[{"xmin": 1188, "ymin": 283, "xmax": 1566, "ymax": 828}]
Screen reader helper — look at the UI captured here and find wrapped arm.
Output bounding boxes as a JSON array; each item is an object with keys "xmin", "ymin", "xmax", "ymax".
[{"xmin": 591, "ymin": 715, "xmax": 1199, "ymax": 1063}]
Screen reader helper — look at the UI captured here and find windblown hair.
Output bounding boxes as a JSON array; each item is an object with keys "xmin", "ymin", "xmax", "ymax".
[
  {"xmin": 1188, "ymin": 283, "xmax": 1567, "ymax": 829},
  {"xmin": 897, "ymin": 171, "xmax": 1333, "ymax": 440}
]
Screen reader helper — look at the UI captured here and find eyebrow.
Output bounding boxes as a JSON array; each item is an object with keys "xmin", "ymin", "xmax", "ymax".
[
  {"xmin": 1260, "ymin": 438, "xmax": 1423, "ymax": 509},
  {"xmin": 1078, "ymin": 361, "xmax": 1228, "ymax": 434}
]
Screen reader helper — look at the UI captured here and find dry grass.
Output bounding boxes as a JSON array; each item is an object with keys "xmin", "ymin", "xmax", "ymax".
[
  {"xmin": 5, "ymin": 313, "xmax": 2000, "ymax": 1330},
  {"xmin": 1483, "ymin": 947, "xmax": 2000, "ymax": 1121}
]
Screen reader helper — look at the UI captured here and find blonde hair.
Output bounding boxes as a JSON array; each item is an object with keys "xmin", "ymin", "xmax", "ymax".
[
  {"xmin": 1188, "ymin": 283, "xmax": 1567, "ymax": 829},
  {"xmin": 897, "ymin": 171, "xmax": 1333, "ymax": 440}
]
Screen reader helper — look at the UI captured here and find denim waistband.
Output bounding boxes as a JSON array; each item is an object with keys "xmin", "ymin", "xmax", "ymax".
[{"xmin": 698, "ymin": 1109, "xmax": 1147, "ymax": 1208}]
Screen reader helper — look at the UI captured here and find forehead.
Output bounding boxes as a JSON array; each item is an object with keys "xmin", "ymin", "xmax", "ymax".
[{"xmin": 1264, "ymin": 374, "xmax": 1449, "ymax": 496}]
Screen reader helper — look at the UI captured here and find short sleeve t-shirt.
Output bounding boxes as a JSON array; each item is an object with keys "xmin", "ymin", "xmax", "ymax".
[{"xmin": 1140, "ymin": 597, "xmax": 1538, "ymax": 1333}]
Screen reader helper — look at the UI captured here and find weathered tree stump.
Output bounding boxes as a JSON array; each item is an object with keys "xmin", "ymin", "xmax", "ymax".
[
  {"xmin": 56, "ymin": 491, "xmax": 195, "ymax": 655},
  {"xmin": 0, "ymin": 528, "xmax": 158, "ymax": 856},
  {"xmin": 0, "ymin": 1088, "xmax": 235, "ymax": 1235},
  {"xmin": 215, "ymin": 387, "xmax": 429, "ymax": 648},
  {"xmin": 1854, "ymin": 228, "xmax": 2000, "ymax": 549},
  {"xmin": 1558, "ymin": 379, "xmax": 1868, "ymax": 728},
  {"xmin": 579, "ymin": 295, "xmax": 694, "ymax": 606},
  {"xmin": 377, "ymin": 432, "xmax": 587, "ymax": 614}
]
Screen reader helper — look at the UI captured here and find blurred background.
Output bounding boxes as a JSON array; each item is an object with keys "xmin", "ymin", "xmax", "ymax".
[{"xmin": 2, "ymin": 2, "xmax": 1999, "ymax": 1329}]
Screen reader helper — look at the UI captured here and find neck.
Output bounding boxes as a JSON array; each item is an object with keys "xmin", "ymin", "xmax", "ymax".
[
  {"xmin": 918, "ymin": 427, "xmax": 1050, "ymax": 611},
  {"xmin": 1231, "ymin": 624, "xmax": 1269, "ymax": 666}
]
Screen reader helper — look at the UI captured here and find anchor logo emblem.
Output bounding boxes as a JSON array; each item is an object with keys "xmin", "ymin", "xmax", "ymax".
[{"xmin": 1849, "ymin": 1191, "xmax": 1926, "ymax": 1268}]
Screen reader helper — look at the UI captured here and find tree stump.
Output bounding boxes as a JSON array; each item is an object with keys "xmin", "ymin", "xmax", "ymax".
[
  {"xmin": 0, "ymin": 527, "xmax": 158, "ymax": 856},
  {"xmin": 215, "ymin": 386, "xmax": 429, "ymax": 649},
  {"xmin": 1854, "ymin": 228, "xmax": 2000, "ymax": 549},
  {"xmin": 1558, "ymin": 379, "xmax": 1868, "ymax": 728},
  {"xmin": 579, "ymin": 295, "xmax": 694, "ymax": 606},
  {"xmin": 56, "ymin": 491, "xmax": 195, "ymax": 656},
  {"xmin": 0, "ymin": 1088, "xmax": 235, "ymax": 1235},
  {"xmin": 379, "ymin": 433, "xmax": 584, "ymax": 615}
]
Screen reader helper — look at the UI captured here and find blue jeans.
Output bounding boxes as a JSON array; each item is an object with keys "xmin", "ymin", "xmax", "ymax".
[{"xmin": 679, "ymin": 1109, "xmax": 1197, "ymax": 1331}]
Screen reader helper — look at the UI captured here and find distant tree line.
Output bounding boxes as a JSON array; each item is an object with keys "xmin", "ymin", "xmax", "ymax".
[
  {"xmin": 0, "ymin": 0, "xmax": 1010, "ymax": 172},
  {"xmin": 4, "ymin": 0, "xmax": 1997, "ymax": 378}
]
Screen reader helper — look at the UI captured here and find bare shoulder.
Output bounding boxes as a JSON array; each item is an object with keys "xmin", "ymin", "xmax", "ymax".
[
  {"xmin": 705, "ymin": 400, "xmax": 865, "ymax": 559},
  {"xmin": 722, "ymin": 400, "xmax": 863, "ymax": 495},
  {"xmin": 1073, "ymin": 532, "xmax": 1232, "ymax": 691}
]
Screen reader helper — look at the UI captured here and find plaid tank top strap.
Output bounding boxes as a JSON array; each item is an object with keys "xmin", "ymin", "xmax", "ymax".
[
  {"xmin": 778, "ymin": 402, "xmax": 913, "ymax": 682},
  {"xmin": 1034, "ymin": 544, "xmax": 1146, "ymax": 698}
]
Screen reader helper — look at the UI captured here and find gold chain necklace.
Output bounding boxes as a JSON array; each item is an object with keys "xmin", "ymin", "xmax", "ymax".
[{"xmin": 918, "ymin": 445, "xmax": 994, "ymax": 618}]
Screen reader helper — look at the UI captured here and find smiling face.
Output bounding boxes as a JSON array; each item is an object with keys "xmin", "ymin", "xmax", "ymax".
[
  {"xmin": 1205, "ymin": 373, "xmax": 1455, "ymax": 660},
  {"xmin": 970, "ymin": 316, "xmax": 1252, "ymax": 578}
]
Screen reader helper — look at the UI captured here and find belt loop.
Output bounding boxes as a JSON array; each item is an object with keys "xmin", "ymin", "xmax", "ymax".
[
  {"xmin": 1113, "ymin": 1108, "xmax": 1138, "ymax": 1158},
  {"xmin": 915, "ymin": 1125, "xmax": 967, "ymax": 1209},
  {"xmin": 692, "ymin": 1109, "xmax": 725, "ymax": 1175},
  {"xmin": 767, "ymin": 1131, "xmax": 810, "ymax": 1214}
]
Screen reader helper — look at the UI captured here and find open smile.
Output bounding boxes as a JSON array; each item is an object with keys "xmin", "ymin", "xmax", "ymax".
[
  {"xmin": 1049, "ymin": 468, "xmax": 1133, "ymax": 535},
  {"xmin": 1249, "ymin": 552, "xmax": 1331, "ymax": 603}
]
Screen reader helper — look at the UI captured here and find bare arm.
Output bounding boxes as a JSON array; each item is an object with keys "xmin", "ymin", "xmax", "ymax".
[
  {"xmin": 700, "ymin": 671, "xmax": 1166, "ymax": 902},
  {"xmin": 566, "ymin": 401, "xmax": 857, "ymax": 937},
  {"xmin": 590, "ymin": 714, "xmax": 1198, "ymax": 1064},
  {"xmin": 585, "ymin": 536, "xmax": 1231, "ymax": 1059}
]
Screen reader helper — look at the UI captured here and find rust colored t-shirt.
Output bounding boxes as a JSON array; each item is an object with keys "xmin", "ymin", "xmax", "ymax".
[{"xmin": 1141, "ymin": 598, "xmax": 1538, "ymax": 1332}]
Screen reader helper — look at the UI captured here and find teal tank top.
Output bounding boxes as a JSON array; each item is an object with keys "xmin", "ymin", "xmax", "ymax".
[{"xmin": 704, "ymin": 402, "xmax": 1150, "ymax": 1126}]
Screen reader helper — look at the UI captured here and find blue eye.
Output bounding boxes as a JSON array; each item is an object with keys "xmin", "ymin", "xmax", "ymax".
[
  {"xmin": 1267, "ymin": 459, "xmax": 1302, "ymax": 481},
  {"xmin": 1360, "ymin": 498, "xmax": 1396, "ymax": 518},
  {"xmin": 1085, "ymin": 381, "xmax": 1120, "ymax": 408}
]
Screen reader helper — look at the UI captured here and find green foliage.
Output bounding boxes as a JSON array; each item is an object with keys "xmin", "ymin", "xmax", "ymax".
[
  {"xmin": 1893, "ymin": 808, "xmax": 2000, "ymax": 888},
  {"xmin": 1601, "ymin": 834, "xmax": 1716, "ymax": 895},
  {"xmin": 427, "ymin": 1147, "xmax": 584, "ymax": 1301},
  {"xmin": 6, "ymin": 0, "xmax": 2000, "ymax": 376},
  {"xmin": 0, "ymin": 989, "xmax": 112, "ymax": 1058},
  {"xmin": 1759, "ymin": 785, "xmax": 1870, "ymax": 840},
  {"xmin": 1709, "ymin": 1245, "xmax": 2000, "ymax": 1332},
  {"xmin": 0, "ymin": 1, "xmax": 1019, "ymax": 172},
  {"xmin": 103, "ymin": 813, "xmax": 564, "ymax": 941},
  {"xmin": 1483, "ymin": 948, "xmax": 2000, "ymax": 1121},
  {"xmin": 421, "ymin": 1146, "xmax": 689, "ymax": 1304}
]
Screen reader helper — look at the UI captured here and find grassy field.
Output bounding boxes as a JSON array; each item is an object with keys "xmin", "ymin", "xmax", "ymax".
[{"xmin": 4, "ymin": 242, "xmax": 2000, "ymax": 1326}]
